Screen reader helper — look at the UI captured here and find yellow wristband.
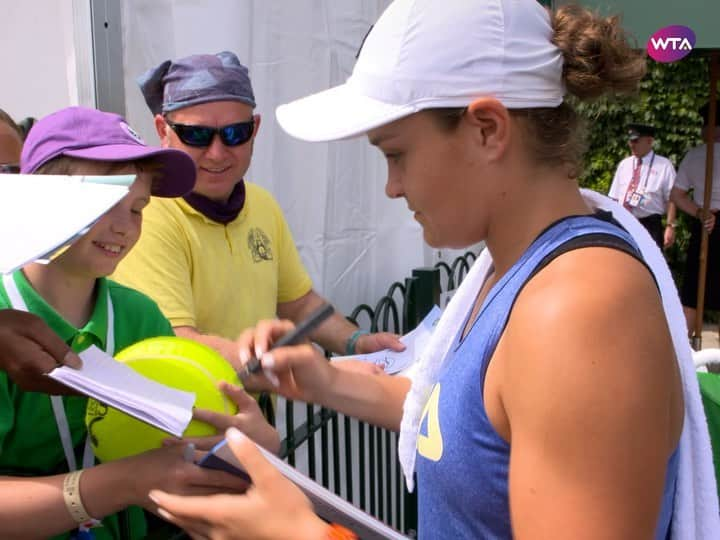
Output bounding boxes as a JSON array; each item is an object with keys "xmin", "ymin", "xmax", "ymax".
[{"xmin": 63, "ymin": 470, "xmax": 102, "ymax": 528}]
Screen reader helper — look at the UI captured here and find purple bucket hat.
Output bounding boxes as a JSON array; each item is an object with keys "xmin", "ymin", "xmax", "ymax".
[
  {"xmin": 20, "ymin": 107, "xmax": 196, "ymax": 197},
  {"xmin": 137, "ymin": 51, "xmax": 256, "ymax": 115}
]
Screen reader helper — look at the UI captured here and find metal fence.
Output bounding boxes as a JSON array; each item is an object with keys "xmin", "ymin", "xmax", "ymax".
[{"xmin": 269, "ymin": 250, "xmax": 479, "ymax": 538}]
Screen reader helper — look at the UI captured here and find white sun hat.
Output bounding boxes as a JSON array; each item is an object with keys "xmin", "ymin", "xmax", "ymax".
[{"xmin": 276, "ymin": 0, "xmax": 564, "ymax": 142}]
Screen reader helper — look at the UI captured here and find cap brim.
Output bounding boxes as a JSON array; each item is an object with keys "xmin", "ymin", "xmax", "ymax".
[
  {"xmin": 64, "ymin": 145, "xmax": 196, "ymax": 198},
  {"xmin": 276, "ymin": 83, "xmax": 417, "ymax": 142}
]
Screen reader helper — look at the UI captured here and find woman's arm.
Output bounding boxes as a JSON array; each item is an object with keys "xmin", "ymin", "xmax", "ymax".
[
  {"xmin": 321, "ymin": 361, "xmax": 411, "ymax": 431},
  {"xmin": 500, "ymin": 248, "xmax": 682, "ymax": 539}
]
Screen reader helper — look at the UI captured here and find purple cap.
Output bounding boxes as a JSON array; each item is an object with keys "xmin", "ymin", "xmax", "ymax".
[
  {"xmin": 20, "ymin": 107, "xmax": 196, "ymax": 197},
  {"xmin": 137, "ymin": 51, "xmax": 256, "ymax": 115}
]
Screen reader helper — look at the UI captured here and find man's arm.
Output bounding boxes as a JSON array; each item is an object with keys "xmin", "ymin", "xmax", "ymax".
[
  {"xmin": 670, "ymin": 186, "xmax": 716, "ymax": 232},
  {"xmin": 0, "ymin": 309, "xmax": 81, "ymax": 394},
  {"xmin": 607, "ymin": 163, "xmax": 624, "ymax": 201},
  {"xmin": 277, "ymin": 290, "xmax": 403, "ymax": 355},
  {"xmin": 173, "ymin": 326, "xmax": 269, "ymax": 391},
  {"xmin": 666, "ymin": 200, "xmax": 677, "ymax": 224},
  {"xmin": 497, "ymin": 248, "xmax": 682, "ymax": 539},
  {"xmin": 670, "ymin": 185, "xmax": 700, "ymax": 216},
  {"xmin": 663, "ymin": 200, "xmax": 677, "ymax": 248},
  {"xmin": 174, "ymin": 326, "xmax": 243, "ymax": 366}
]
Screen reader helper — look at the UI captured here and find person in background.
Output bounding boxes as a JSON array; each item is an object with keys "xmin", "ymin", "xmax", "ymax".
[
  {"xmin": 147, "ymin": 1, "xmax": 690, "ymax": 538},
  {"xmin": 608, "ymin": 123, "xmax": 677, "ymax": 249},
  {"xmin": 0, "ymin": 106, "xmax": 275, "ymax": 540},
  {"xmin": 113, "ymin": 52, "xmax": 402, "ymax": 379},
  {"xmin": 0, "ymin": 108, "xmax": 22, "ymax": 173},
  {"xmin": 670, "ymin": 103, "xmax": 720, "ymax": 334},
  {"xmin": 17, "ymin": 116, "xmax": 36, "ymax": 140}
]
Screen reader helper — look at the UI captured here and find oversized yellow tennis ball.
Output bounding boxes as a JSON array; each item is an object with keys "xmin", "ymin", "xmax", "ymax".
[{"xmin": 85, "ymin": 336, "xmax": 240, "ymax": 462}]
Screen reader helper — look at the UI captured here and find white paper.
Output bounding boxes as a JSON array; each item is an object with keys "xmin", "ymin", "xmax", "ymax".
[
  {"xmin": 0, "ymin": 174, "xmax": 133, "ymax": 274},
  {"xmin": 49, "ymin": 345, "xmax": 195, "ymax": 437},
  {"xmin": 332, "ymin": 305, "xmax": 443, "ymax": 374}
]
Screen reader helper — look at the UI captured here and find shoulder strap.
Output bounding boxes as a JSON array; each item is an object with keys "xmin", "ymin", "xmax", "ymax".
[
  {"xmin": 528, "ymin": 214, "xmax": 655, "ymax": 289},
  {"xmin": 467, "ymin": 214, "xmax": 645, "ymax": 366}
]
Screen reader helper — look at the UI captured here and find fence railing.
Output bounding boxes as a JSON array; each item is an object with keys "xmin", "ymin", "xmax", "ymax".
[{"xmin": 263, "ymin": 250, "xmax": 479, "ymax": 537}]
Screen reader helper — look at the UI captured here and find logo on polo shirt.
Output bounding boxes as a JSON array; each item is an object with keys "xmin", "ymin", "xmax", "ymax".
[
  {"xmin": 248, "ymin": 228, "xmax": 273, "ymax": 262},
  {"xmin": 647, "ymin": 25, "xmax": 695, "ymax": 63}
]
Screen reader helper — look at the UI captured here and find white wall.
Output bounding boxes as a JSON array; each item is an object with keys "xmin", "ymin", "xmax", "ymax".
[{"xmin": 0, "ymin": 0, "xmax": 95, "ymax": 120}]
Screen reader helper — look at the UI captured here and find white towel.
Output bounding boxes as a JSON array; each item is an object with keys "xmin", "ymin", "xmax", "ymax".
[{"xmin": 398, "ymin": 189, "xmax": 720, "ymax": 537}]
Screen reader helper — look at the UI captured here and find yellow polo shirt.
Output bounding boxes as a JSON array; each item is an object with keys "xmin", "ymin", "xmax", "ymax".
[{"xmin": 113, "ymin": 181, "xmax": 312, "ymax": 339}]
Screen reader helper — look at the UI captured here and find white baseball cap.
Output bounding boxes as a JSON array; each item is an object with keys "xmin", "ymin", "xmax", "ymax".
[{"xmin": 276, "ymin": 0, "xmax": 564, "ymax": 142}]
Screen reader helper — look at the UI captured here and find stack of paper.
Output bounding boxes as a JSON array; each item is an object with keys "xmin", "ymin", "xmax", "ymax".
[
  {"xmin": 49, "ymin": 345, "xmax": 195, "ymax": 437},
  {"xmin": 200, "ymin": 439, "xmax": 409, "ymax": 540},
  {"xmin": 0, "ymin": 174, "xmax": 133, "ymax": 274}
]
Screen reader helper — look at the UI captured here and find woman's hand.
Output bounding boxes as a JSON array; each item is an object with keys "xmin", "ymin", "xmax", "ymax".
[
  {"xmin": 149, "ymin": 428, "xmax": 329, "ymax": 540},
  {"xmin": 167, "ymin": 382, "xmax": 280, "ymax": 454},
  {"xmin": 333, "ymin": 359, "xmax": 385, "ymax": 376},
  {"xmin": 237, "ymin": 319, "xmax": 337, "ymax": 404}
]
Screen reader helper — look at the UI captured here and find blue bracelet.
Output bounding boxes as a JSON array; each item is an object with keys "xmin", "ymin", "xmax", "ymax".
[{"xmin": 345, "ymin": 329, "xmax": 369, "ymax": 355}]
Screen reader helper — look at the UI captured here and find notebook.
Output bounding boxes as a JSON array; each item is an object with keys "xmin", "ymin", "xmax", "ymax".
[
  {"xmin": 48, "ymin": 345, "xmax": 195, "ymax": 437},
  {"xmin": 200, "ymin": 438, "xmax": 409, "ymax": 540}
]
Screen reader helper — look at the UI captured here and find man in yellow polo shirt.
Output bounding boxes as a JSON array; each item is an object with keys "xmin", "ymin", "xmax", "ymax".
[{"xmin": 113, "ymin": 52, "xmax": 402, "ymax": 375}]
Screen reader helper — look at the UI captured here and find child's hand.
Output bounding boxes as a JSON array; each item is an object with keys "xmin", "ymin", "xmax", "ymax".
[
  {"xmin": 168, "ymin": 382, "xmax": 280, "ymax": 454},
  {"xmin": 121, "ymin": 443, "xmax": 249, "ymax": 511}
]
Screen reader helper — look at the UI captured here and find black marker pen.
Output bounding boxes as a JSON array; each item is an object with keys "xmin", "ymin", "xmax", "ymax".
[{"xmin": 241, "ymin": 303, "xmax": 335, "ymax": 377}]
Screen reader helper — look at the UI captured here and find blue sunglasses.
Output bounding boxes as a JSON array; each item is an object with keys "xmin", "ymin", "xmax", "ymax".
[{"xmin": 166, "ymin": 118, "xmax": 255, "ymax": 147}]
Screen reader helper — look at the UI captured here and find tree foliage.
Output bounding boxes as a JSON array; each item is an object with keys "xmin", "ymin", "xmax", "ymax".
[{"xmin": 575, "ymin": 54, "xmax": 714, "ymax": 282}]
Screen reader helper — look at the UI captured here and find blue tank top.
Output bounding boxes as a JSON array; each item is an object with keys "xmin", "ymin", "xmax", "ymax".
[{"xmin": 415, "ymin": 214, "xmax": 678, "ymax": 539}]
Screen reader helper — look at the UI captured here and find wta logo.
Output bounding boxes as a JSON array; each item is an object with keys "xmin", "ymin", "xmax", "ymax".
[{"xmin": 647, "ymin": 25, "xmax": 695, "ymax": 63}]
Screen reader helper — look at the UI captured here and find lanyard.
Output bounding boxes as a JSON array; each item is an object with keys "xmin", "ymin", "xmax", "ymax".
[{"xmin": 2, "ymin": 273, "xmax": 114, "ymax": 472}]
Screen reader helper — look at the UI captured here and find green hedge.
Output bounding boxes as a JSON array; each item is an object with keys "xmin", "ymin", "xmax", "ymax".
[{"xmin": 575, "ymin": 54, "xmax": 714, "ymax": 285}]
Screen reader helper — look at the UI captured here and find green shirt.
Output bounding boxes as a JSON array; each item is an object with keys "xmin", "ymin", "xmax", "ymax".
[{"xmin": 0, "ymin": 271, "xmax": 173, "ymax": 540}]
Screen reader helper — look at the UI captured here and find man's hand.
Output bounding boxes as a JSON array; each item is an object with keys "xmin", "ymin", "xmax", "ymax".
[
  {"xmin": 0, "ymin": 309, "xmax": 80, "ymax": 393},
  {"xmin": 663, "ymin": 225, "xmax": 676, "ymax": 249},
  {"xmin": 696, "ymin": 207, "xmax": 717, "ymax": 233},
  {"xmin": 354, "ymin": 331, "xmax": 405, "ymax": 355}
]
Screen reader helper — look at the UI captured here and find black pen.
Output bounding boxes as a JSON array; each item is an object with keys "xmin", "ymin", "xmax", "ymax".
[{"xmin": 241, "ymin": 303, "xmax": 335, "ymax": 376}]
